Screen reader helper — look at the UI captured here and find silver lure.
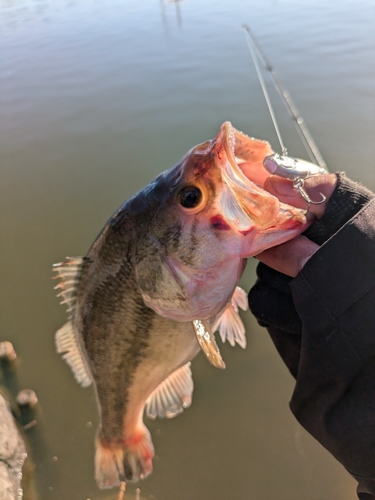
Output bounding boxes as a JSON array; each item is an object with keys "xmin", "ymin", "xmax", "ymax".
[{"xmin": 263, "ymin": 154, "xmax": 327, "ymax": 205}]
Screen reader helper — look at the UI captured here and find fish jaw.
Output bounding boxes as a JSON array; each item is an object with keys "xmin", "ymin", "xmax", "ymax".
[
  {"xmin": 240, "ymin": 207, "xmax": 312, "ymax": 257},
  {"xmin": 212, "ymin": 122, "xmax": 311, "ymax": 253},
  {"xmin": 214, "ymin": 122, "xmax": 280, "ymax": 230}
]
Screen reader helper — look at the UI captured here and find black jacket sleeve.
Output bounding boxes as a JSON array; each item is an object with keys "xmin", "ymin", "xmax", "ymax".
[
  {"xmin": 249, "ymin": 174, "xmax": 375, "ymax": 499},
  {"xmin": 290, "ymin": 197, "xmax": 375, "ymax": 499}
]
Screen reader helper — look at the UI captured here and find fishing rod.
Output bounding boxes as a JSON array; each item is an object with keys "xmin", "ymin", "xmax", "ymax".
[
  {"xmin": 243, "ymin": 24, "xmax": 327, "ymax": 170},
  {"xmin": 242, "ymin": 24, "xmax": 328, "ymax": 205}
]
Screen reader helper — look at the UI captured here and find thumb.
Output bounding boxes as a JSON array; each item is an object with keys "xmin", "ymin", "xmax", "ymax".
[
  {"xmin": 255, "ymin": 235, "xmax": 319, "ymax": 278},
  {"xmin": 264, "ymin": 173, "xmax": 338, "ymax": 218}
]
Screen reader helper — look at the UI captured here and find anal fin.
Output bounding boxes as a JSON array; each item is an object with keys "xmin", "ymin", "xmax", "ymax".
[{"xmin": 145, "ymin": 362, "xmax": 194, "ymax": 420}]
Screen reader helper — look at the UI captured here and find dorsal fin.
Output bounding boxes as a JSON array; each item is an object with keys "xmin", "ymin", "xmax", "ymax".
[
  {"xmin": 53, "ymin": 256, "xmax": 85, "ymax": 316},
  {"xmin": 53, "ymin": 257, "xmax": 92, "ymax": 388},
  {"xmin": 145, "ymin": 363, "xmax": 194, "ymax": 420},
  {"xmin": 212, "ymin": 286, "xmax": 248, "ymax": 349}
]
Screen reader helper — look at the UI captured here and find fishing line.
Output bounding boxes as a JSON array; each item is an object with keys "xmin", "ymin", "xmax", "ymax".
[
  {"xmin": 243, "ymin": 24, "xmax": 288, "ymax": 156},
  {"xmin": 242, "ymin": 24, "xmax": 327, "ymax": 171}
]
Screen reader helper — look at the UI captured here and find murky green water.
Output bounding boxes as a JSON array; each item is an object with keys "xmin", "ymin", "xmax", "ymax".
[{"xmin": 1, "ymin": 0, "xmax": 375, "ymax": 498}]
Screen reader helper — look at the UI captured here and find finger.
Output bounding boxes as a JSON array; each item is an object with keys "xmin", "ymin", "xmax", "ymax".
[
  {"xmin": 255, "ymin": 236, "xmax": 319, "ymax": 277},
  {"xmin": 264, "ymin": 174, "xmax": 338, "ymax": 219}
]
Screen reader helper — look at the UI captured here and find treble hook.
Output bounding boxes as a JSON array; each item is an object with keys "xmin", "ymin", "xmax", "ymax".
[{"xmin": 293, "ymin": 178, "xmax": 326, "ymax": 205}]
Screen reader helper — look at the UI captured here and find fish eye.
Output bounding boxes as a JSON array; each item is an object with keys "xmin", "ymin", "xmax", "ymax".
[{"xmin": 179, "ymin": 186, "xmax": 202, "ymax": 209}]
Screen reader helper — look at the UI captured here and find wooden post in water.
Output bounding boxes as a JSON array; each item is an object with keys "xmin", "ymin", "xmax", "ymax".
[{"xmin": 0, "ymin": 393, "xmax": 27, "ymax": 499}]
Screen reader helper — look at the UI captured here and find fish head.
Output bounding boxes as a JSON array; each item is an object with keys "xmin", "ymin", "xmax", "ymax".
[{"xmin": 133, "ymin": 122, "xmax": 311, "ymax": 321}]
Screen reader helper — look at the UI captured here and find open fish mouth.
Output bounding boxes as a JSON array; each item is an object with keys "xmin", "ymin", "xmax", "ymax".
[{"xmin": 214, "ymin": 121, "xmax": 307, "ymax": 231}]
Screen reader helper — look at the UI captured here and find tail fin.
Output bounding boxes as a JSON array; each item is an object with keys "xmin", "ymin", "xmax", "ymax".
[{"xmin": 95, "ymin": 426, "xmax": 154, "ymax": 488}]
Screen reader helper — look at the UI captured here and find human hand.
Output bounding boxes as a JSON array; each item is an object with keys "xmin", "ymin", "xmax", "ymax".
[
  {"xmin": 256, "ymin": 173, "xmax": 337, "ymax": 277},
  {"xmin": 249, "ymin": 172, "xmax": 374, "ymax": 376}
]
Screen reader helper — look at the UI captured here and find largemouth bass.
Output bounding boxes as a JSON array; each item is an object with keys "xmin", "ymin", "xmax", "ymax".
[{"xmin": 53, "ymin": 122, "xmax": 310, "ymax": 488}]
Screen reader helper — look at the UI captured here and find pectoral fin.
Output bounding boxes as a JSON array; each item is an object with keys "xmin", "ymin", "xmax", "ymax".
[
  {"xmin": 212, "ymin": 286, "xmax": 248, "ymax": 349},
  {"xmin": 192, "ymin": 320, "xmax": 226, "ymax": 369}
]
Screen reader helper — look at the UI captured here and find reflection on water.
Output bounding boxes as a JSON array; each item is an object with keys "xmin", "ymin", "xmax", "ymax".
[
  {"xmin": 1, "ymin": 0, "xmax": 374, "ymax": 499},
  {"xmin": 159, "ymin": 0, "xmax": 183, "ymax": 31}
]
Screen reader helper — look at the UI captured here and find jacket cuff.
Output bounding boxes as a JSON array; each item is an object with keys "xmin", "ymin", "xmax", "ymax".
[{"xmin": 303, "ymin": 172, "xmax": 374, "ymax": 245}]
